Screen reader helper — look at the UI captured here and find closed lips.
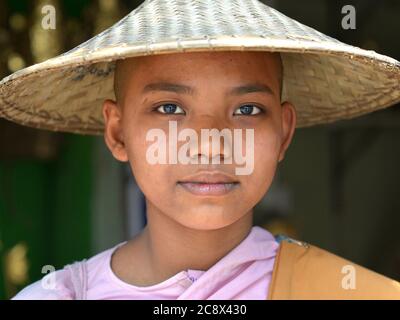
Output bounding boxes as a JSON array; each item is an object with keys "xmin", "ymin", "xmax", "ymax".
[
  {"xmin": 177, "ymin": 172, "xmax": 239, "ymax": 196},
  {"xmin": 177, "ymin": 172, "xmax": 239, "ymax": 184}
]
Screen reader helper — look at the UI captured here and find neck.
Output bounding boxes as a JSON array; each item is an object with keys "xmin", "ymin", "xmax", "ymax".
[{"xmin": 139, "ymin": 201, "xmax": 253, "ymax": 282}]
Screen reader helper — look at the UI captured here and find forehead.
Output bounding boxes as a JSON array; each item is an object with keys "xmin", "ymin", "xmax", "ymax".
[
  {"xmin": 114, "ymin": 51, "xmax": 282, "ymax": 99},
  {"xmin": 118, "ymin": 50, "xmax": 280, "ymax": 76}
]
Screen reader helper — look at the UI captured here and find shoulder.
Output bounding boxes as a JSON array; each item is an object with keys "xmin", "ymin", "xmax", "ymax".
[
  {"xmin": 11, "ymin": 268, "xmax": 74, "ymax": 300},
  {"xmin": 12, "ymin": 243, "xmax": 122, "ymax": 300},
  {"xmin": 269, "ymin": 236, "xmax": 400, "ymax": 299}
]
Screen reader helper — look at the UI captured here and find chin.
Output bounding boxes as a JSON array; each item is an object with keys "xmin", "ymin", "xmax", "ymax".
[{"xmin": 173, "ymin": 204, "xmax": 242, "ymax": 231}]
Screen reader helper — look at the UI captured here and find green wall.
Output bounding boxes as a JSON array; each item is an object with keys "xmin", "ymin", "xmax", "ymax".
[{"xmin": 0, "ymin": 134, "xmax": 93, "ymax": 299}]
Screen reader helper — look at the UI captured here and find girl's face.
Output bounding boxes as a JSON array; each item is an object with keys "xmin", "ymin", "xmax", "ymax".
[{"xmin": 103, "ymin": 51, "xmax": 296, "ymax": 231}]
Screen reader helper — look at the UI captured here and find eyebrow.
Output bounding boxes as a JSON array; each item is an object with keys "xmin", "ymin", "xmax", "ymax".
[
  {"xmin": 141, "ymin": 82, "xmax": 275, "ymax": 96},
  {"xmin": 142, "ymin": 82, "xmax": 194, "ymax": 95},
  {"xmin": 229, "ymin": 83, "xmax": 274, "ymax": 96}
]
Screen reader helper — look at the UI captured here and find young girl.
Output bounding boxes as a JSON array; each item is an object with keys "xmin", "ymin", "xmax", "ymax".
[{"xmin": 3, "ymin": 0, "xmax": 400, "ymax": 300}]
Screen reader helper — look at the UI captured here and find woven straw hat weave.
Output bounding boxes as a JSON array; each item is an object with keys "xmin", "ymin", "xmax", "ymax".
[{"xmin": 0, "ymin": 0, "xmax": 399, "ymax": 135}]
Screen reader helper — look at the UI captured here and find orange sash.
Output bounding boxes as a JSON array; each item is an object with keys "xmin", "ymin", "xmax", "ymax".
[{"xmin": 268, "ymin": 238, "xmax": 400, "ymax": 300}]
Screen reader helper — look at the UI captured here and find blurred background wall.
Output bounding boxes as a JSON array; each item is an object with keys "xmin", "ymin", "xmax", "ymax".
[{"xmin": 0, "ymin": 0, "xmax": 399, "ymax": 299}]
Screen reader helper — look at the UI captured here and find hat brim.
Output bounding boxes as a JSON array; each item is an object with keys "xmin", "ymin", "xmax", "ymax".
[{"xmin": 0, "ymin": 1, "xmax": 399, "ymax": 135}]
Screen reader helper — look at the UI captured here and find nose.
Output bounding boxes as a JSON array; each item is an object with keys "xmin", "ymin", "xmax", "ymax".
[{"xmin": 187, "ymin": 115, "xmax": 233, "ymax": 164}]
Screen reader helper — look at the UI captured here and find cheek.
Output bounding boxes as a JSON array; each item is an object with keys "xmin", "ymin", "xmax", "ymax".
[
  {"xmin": 254, "ymin": 134, "xmax": 280, "ymax": 164},
  {"xmin": 125, "ymin": 129, "xmax": 146, "ymax": 164},
  {"xmin": 124, "ymin": 128, "xmax": 177, "ymax": 201},
  {"xmin": 254, "ymin": 124, "xmax": 281, "ymax": 161},
  {"xmin": 124, "ymin": 129, "xmax": 154, "ymax": 182},
  {"xmin": 251, "ymin": 129, "xmax": 281, "ymax": 187}
]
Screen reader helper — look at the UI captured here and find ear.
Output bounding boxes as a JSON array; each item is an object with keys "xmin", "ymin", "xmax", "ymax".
[
  {"xmin": 278, "ymin": 101, "xmax": 297, "ymax": 163},
  {"xmin": 102, "ymin": 99, "xmax": 129, "ymax": 162}
]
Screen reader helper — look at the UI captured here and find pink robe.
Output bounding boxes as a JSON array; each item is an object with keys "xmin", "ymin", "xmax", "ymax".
[{"xmin": 12, "ymin": 226, "xmax": 279, "ymax": 300}]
